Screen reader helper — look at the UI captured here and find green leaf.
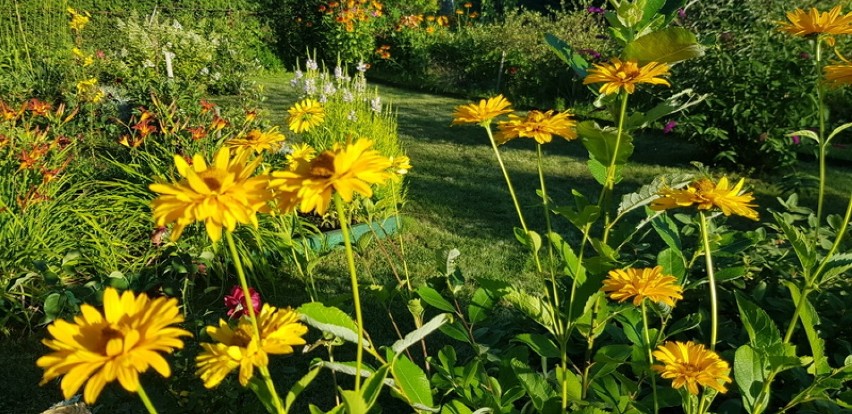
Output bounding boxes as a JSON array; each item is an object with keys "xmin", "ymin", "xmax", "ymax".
[
  {"xmin": 785, "ymin": 282, "xmax": 830, "ymax": 375},
  {"xmin": 503, "ymin": 287, "xmax": 556, "ymax": 334},
  {"xmin": 340, "ymin": 389, "xmax": 369, "ymax": 414},
  {"xmin": 514, "ymin": 228, "xmax": 542, "ymax": 253},
  {"xmin": 826, "ymin": 121, "xmax": 852, "ymax": 145},
  {"xmin": 817, "ymin": 252, "xmax": 852, "ymax": 284},
  {"xmin": 735, "ymin": 292, "xmax": 782, "ymax": 350},
  {"xmin": 511, "ymin": 358, "xmax": 558, "ymax": 411},
  {"xmin": 735, "ymin": 344, "xmax": 771, "ymax": 413},
  {"xmin": 788, "ymin": 129, "xmax": 820, "ymax": 144},
  {"xmin": 623, "ymin": 27, "xmax": 704, "ymax": 64},
  {"xmin": 587, "ymin": 159, "xmax": 609, "ymax": 186},
  {"xmin": 544, "ymin": 33, "xmax": 589, "ymax": 78},
  {"xmin": 548, "ymin": 232, "xmax": 586, "ymax": 284},
  {"xmin": 247, "ymin": 376, "xmax": 279, "ymax": 414},
  {"xmin": 361, "ymin": 364, "xmax": 390, "ymax": 409},
  {"xmin": 392, "ymin": 354, "xmax": 434, "ymax": 408},
  {"xmin": 556, "ymin": 365, "xmax": 584, "ymax": 403},
  {"xmin": 440, "ymin": 400, "xmax": 474, "ymax": 414},
  {"xmin": 467, "ymin": 288, "xmax": 494, "ymax": 324},
  {"xmin": 578, "ymin": 121, "xmax": 634, "ymax": 166},
  {"xmin": 553, "ymin": 190, "xmax": 601, "ymax": 230},
  {"xmin": 391, "ymin": 313, "xmax": 451, "ymax": 355},
  {"xmin": 416, "ymin": 286, "xmax": 456, "ymax": 313},
  {"xmin": 773, "ymin": 213, "xmax": 816, "ymax": 275},
  {"xmin": 298, "ymin": 302, "xmax": 364, "ymax": 346},
  {"xmin": 657, "ymin": 248, "xmax": 686, "ymax": 280},
  {"xmin": 43, "ymin": 292, "xmax": 63, "ymax": 322},
  {"xmin": 513, "ymin": 333, "xmax": 561, "ymax": 358},
  {"xmin": 439, "ymin": 322, "xmax": 470, "ymax": 342},
  {"xmin": 618, "ymin": 173, "xmax": 693, "ymax": 216},
  {"xmin": 285, "ymin": 366, "xmax": 321, "ymax": 412},
  {"xmin": 624, "ymin": 89, "xmax": 708, "ymax": 129},
  {"xmin": 651, "ymin": 204, "xmax": 682, "ymax": 251}
]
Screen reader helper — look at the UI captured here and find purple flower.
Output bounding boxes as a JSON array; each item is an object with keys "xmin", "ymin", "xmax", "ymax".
[
  {"xmin": 791, "ymin": 135, "xmax": 801, "ymax": 144},
  {"xmin": 587, "ymin": 6, "xmax": 605, "ymax": 14},
  {"xmin": 663, "ymin": 120, "xmax": 678, "ymax": 134},
  {"xmin": 578, "ymin": 48, "xmax": 602, "ymax": 60},
  {"xmin": 677, "ymin": 8, "xmax": 686, "ymax": 19}
]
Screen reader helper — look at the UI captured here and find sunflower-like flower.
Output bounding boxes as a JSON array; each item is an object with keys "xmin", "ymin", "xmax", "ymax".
[
  {"xmin": 226, "ymin": 128, "xmax": 286, "ymax": 154},
  {"xmin": 389, "ymin": 154, "xmax": 412, "ymax": 176},
  {"xmin": 779, "ymin": 6, "xmax": 852, "ymax": 37},
  {"xmin": 67, "ymin": 7, "xmax": 90, "ymax": 33},
  {"xmin": 583, "ymin": 58, "xmax": 671, "ymax": 95},
  {"xmin": 285, "ymin": 143, "xmax": 317, "ymax": 168},
  {"xmin": 36, "ymin": 288, "xmax": 191, "ymax": 404},
  {"xmin": 651, "ymin": 176, "xmax": 759, "ymax": 220},
  {"xmin": 652, "ymin": 341, "xmax": 732, "ymax": 395},
  {"xmin": 287, "ymin": 98, "xmax": 326, "ymax": 133},
  {"xmin": 825, "ymin": 62, "xmax": 852, "ymax": 86},
  {"xmin": 196, "ymin": 304, "xmax": 308, "ymax": 388},
  {"xmin": 451, "ymin": 95, "xmax": 513, "ymax": 125},
  {"xmin": 269, "ymin": 139, "xmax": 393, "ymax": 215},
  {"xmin": 601, "ymin": 266, "xmax": 683, "ymax": 307},
  {"xmin": 495, "ymin": 110, "xmax": 577, "ymax": 145},
  {"xmin": 149, "ymin": 147, "xmax": 272, "ymax": 242}
]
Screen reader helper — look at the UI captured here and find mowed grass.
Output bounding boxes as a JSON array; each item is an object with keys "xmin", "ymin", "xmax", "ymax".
[{"xmin": 4, "ymin": 72, "xmax": 852, "ymax": 413}]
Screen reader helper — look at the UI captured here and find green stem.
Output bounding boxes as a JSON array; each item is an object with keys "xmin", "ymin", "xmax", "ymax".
[
  {"xmin": 815, "ymin": 38, "xmax": 827, "ymax": 239},
  {"xmin": 390, "ymin": 179, "xmax": 412, "ymax": 291},
  {"xmin": 335, "ymin": 195, "xmax": 364, "ymax": 392},
  {"xmin": 641, "ymin": 301, "xmax": 659, "ymax": 414},
  {"xmin": 698, "ymin": 212, "xmax": 718, "ymax": 350},
  {"xmin": 137, "ymin": 383, "xmax": 159, "ymax": 414},
  {"xmin": 484, "ymin": 124, "xmax": 530, "ymax": 233},
  {"xmin": 601, "ymin": 92, "xmax": 630, "ymax": 245},
  {"xmin": 225, "ymin": 232, "xmax": 285, "ymax": 414}
]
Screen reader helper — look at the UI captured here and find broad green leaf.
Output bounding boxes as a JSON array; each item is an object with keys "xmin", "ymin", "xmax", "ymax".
[
  {"xmin": 735, "ymin": 344, "xmax": 771, "ymax": 413},
  {"xmin": 392, "ymin": 354, "xmax": 434, "ymax": 408},
  {"xmin": 318, "ymin": 361, "xmax": 391, "ymax": 384},
  {"xmin": 639, "ymin": 0, "xmax": 666, "ymax": 26},
  {"xmin": 623, "ymin": 27, "xmax": 704, "ymax": 64},
  {"xmin": 578, "ymin": 121, "xmax": 634, "ymax": 166},
  {"xmin": 298, "ymin": 302, "xmax": 363, "ymax": 346},
  {"xmin": 773, "ymin": 213, "xmax": 816, "ymax": 275},
  {"xmin": 785, "ymin": 282, "xmax": 830, "ymax": 375},
  {"xmin": 556, "ymin": 365, "xmax": 583, "ymax": 402},
  {"xmin": 392, "ymin": 313, "xmax": 451, "ymax": 355},
  {"xmin": 361, "ymin": 364, "xmax": 391, "ymax": 409},
  {"xmin": 651, "ymin": 211, "xmax": 682, "ymax": 251},
  {"xmin": 247, "ymin": 376, "xmax": 278, "ymax": 413},
  {"xmin": 511, "ymin": 358, "xmax": 558, "ymax": 411},
  {"xmin": 544, "ymin": 33, "xmax": 589, "ymax": 78},
  {"xmin": 657, "ymin": 247, "xmax": 685, "ymax": 280},
  {"xmin": 788, "ymin": 129, "xmax": 820, "ymax": 144},
  {"xmin": 340, "ymin": 389, "xmax": 369, "ymax": 414},
  {"xmin": 624, "ymin": 88, "xmax": 708, "ymax": 129},
  {"xmin": 548, "ymin": 232, "xmax": 586, "ymax": 284},
  {"xmin": 514, "ymin": 228, "xmax": 542, "ymax": 253},
  {"xmin": 43, "ymin": 292, "xmax": 63, "ymax": 322},
  {"xmin": 285, "ymin": 366, "xmax": 322, "ymax": 412},
  {"xmin": 441, "ymin": 400, "xmax": 474, "ymax": 414},
  {"xmin": 467, "ymin": 288, "xmax": 494, "ymax": 324},
  {"xmin": 439, "ymin": 322, "xmax": 470, "ymax": 342},
  {"xmin": 503, "ymin": 287, "xmax": 556, "ymax": 334},
  {"xmin": 416, "ymin": 286, "xmax": 456, "ymax": 313},
  {"xmin": 826, "ymin": 121, "xmax": 852, "ymax": 145},
  {"xmin": 513, "ymin": 333, "xmax": 561, "ymax": 358},
  {"xmin": 588, "ymin": 158, "xmax": 609, "ymax": 186},
  {"xmin": 817, "ymin": 252, "xmax": 852, "ymax": 284},
  {"xmin": 735, "ymin": 292, "xmax": 782, "ymax": 350},
  {"xmin": 553, "ymin": 190, "xmax": 601, "ymax": 230}
]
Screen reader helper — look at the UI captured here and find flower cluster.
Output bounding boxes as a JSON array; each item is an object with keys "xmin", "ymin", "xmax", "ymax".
[
  {"xmin": 320, "ymin": 0, "xmax": 384, "ymax": 32},
  {"xmin": 67, "ymin": 7, "xmax": 90, "ymax": 33}
]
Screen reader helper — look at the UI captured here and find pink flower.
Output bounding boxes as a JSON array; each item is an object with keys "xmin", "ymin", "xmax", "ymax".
[
  {"xmin": 791, "ymin": 135, "xmax": 801, "ymax": 144},
  {"xmin": 224, "ymin": 285, "xmax": 262, "ymax": 318},
  {"xmin": 663, "ymin": 120, "xmax": 678, "ymax": 134}
]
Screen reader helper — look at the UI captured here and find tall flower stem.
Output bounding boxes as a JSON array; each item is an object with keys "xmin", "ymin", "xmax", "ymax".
[
  {"xmin": 390, "ymin": 179, "xmax": 412, "ymax": 291},
  {"xmin": 697, "ymin": 212, "xmax": 718, "ymax": 350},
  {"xmin": 815, "ymin": 38, "xmax": 827, "ymax": 238},
  {"xmin": 335, "ymin": 195, "xmax": 365, "ymax": 392},
  {"xmin": 137, "ymin": 383, "xmax": 159, "ymax": 414},
  {"xmin": 225, "ymin": 232, "xmax": 285, "ymax": 414},
  {"xmin": 641, "ymin": 301, "xmax": 659, "ymax": 414},
  {"xmin": 601, "ymin": 92, "xmax": 630, "ymax": 245},
  {"xmin": 484, "ymin": 125, "xmax": 531, "ymax": 234}
]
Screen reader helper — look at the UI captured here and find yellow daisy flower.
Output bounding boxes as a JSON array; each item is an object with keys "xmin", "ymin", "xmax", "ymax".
[
  {"xmin": 601, "ymin": 266, "xmax": 683, "ymax": 307},
  {"xmin": 269, "ymin": 139, "xmax": 393, "ymax": 215},
  {"xmin": 76, "ymin": 78, "xmax": 103, "ymax": 103},
  {"xmin": 495, "ymin": 110, "xmax": 577, "ymax": 145},
  {"xmin": 37, "ymin": 288, "xmax": 191, "ymax": 404},
  {"xmin": 825, "ymin": 62, "xmax": 852, "ymax": 86},
  {"xmin": 287, "ymin": 98, "xmax": 325, "ymax": 133},
  {"xmin": 196, "ymin": 304, "xmax": 308, "ymax": 388},
  {"xmin": 225, "ymin": 128, "xmax": 286, "ymax": 154},
  {"xmin": 651, "ymin": 176, "xmax": 759, "ymax": 220},
  {"xmin": 285, "ymin": 143, "xmax": 316, "ymax": 168},
  {"xmin": 149, "ymin": 147, "xmax": 272, "ymax": 242},
  {"xmin": 779, "ymin": 6, "xmax": 852, "ymax": 36},
  {"xmin": 67, "ymin": 7, "xmax": 91, "ymax": 33},
  {"xmin": 451, "ymin": 95, "xmax": 513, "ymax": 125},
  {"xmin": 652, "ymin": 341, "xmax": 732, "ymax": 395},
  {"xmin": 389, "ymin": 154, "xmax": 412, "ymax": 175},
  {"xmin": 583, "ymin": 58, "xmax": 671, "ymax": 95}
]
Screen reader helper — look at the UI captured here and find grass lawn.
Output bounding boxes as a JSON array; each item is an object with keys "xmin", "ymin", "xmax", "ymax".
[{"xmin": 4, "ymin": 72, "xmax": 852, "ymax": 413}]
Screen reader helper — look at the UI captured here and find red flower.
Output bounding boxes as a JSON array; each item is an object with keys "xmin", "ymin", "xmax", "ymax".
[{"xmin": 224, "ymin": 285, "xmax": 262, "ymax": 318}]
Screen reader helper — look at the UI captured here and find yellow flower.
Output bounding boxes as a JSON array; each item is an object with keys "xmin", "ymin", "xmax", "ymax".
[
  {"xmin": 651, "ymin": 176, "xmax": 759, "ymax": 220},
  {"xmin": 76, "ymin": 78, "xmax": 103, "ymax": 103},
  {"xmin": 601, "ymin": 266, "xmax": 683, "ymax": 307},
  {"xmin": 287, "ymin": 98, "xmax": 325, "ymax": 133},
  {"xmin": 226, "ymin": 128, "xmax": 286, "ymax": 154},
  {"xmin": 779, "ymin": 6, "xmax": 852, "ymax": 37},
  {"xmin": 825, "ymin": 62, "xmax": 852, "ymax": 86},
  {"xmin": 495, "ymin": 110, "xmax": 577, "ymax": 145},
  {"xmin": 652, "ymin": 341, "xmax": 732, "ymax": 395},
  {"xmin": 149, "ymin": 147, "xmax": 272, "ymax": 242},
  {"xmin": 67, "ymin": 7, "xmax": 91, "ymax": 32},
  {"xmin": 583, "ymin": 58, "xmax": 671, "ymax": 95},
  {"xmin": 72, "ymin": 47, "xmax": 94, "ymax": 67},
  {"xmin": 389, "ymin": 154, "xmax": 412, "ymax": 176},
  {"xmin": 452, "ymin": 95, "xmax": 513, "ymax": 125},
  {"xmin": 269, "ymin": 139, "xmax": 393, "ymax": 215},
  {"xmin": 36, "ymin": 288, "xmax": 190, "ymax": 404},
  {"xmin": 196, "ymin": 304, "xmax": 308, "ymax": 388},
  {"xmin": 285, "ymin": 143, "xmax": 316, "ymax": 168}
]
